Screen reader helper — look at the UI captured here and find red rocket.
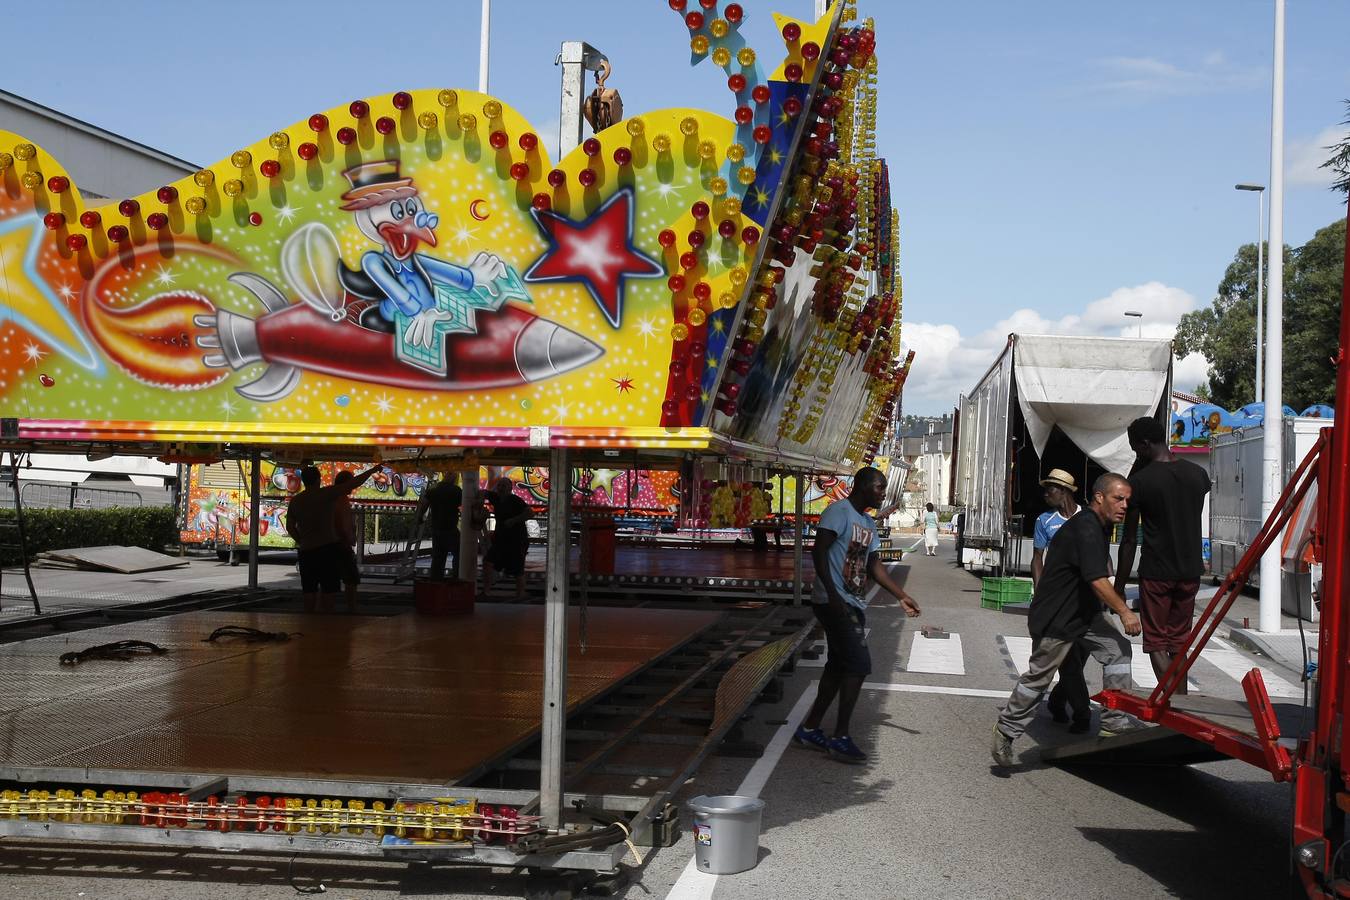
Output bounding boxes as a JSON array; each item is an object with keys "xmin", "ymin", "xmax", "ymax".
[{"xmin": 196, "ymin": 274, "xmax": 603, "ymax": 402}]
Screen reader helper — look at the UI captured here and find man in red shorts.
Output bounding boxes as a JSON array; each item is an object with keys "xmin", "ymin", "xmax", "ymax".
[{"xmin": 1114, "ymin": 417, "xmax": 1211, "ymax": 693}]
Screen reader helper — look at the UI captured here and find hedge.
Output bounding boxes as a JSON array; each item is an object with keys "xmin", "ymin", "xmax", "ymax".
[{"xmin": 0, "ymin": 506, "xmax": 178, "ymax": 566}]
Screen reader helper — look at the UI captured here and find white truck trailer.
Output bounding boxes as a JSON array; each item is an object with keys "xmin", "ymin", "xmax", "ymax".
[{"xmin": 952, "ymin": 334, "xmax": 1173, "ymax": 572}]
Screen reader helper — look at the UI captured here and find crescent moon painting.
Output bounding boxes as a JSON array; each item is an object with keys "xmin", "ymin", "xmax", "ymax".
[{"xmin": 469, "ymin": 199, "xmax": 489, "ymax": 221}]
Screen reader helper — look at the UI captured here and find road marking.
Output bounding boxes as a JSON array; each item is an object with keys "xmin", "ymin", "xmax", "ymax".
[
  {"xmin": 863, "ymin": 681, "xmax": 1008, "ymax": 699},
  {"xmin": 1129, "ymin": 654, "xmax": 1200, "ymax": 692},
  {"xmin": 1201, "ymin": 637, "xmax": 1303, "ymax": 699},
  {"xmin": 1000, "ymin": 634, "xmax": 1057, "ymax": 684},
  {"xmin": 905, "ymin": 632, "xmax": 966, "ymax": 675},
  {"xmin": 664, "ymin": 683, "xmax": 816, "ymax": 900}
]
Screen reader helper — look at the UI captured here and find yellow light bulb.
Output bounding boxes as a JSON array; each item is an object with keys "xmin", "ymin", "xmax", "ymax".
[
  {"xmin": 688, "ymin": 308, "xmax": 707, "ymax": 327},
  {"xmin": 710, "ymin": 19, "xmax": 729, "ymax": 38},
  {"xmin": 20, "ymin": 171, "xmax": 42, "ymax": 190},
  {"xmin": 0, "ymin": 152, "xmax": 12, "ymax": 169},
  {"xmin": 626, "ymin": 117, "xmax": 646, "ymax": 137},
  {"xmin": 193, "ymin": 169, "xmax": 214, "ymax": 187},
  {"xmin": 482, "ymin": 100, "xmax": 502, "ymax": 119},
  {"xmin": 726, "ymin": 143, "xmax": 746, "ymax": 163},
  {"xmin": 671, "ymin": 322, "xmax": 690, "ymax": 342},
  {"xmin": 690, "ymin": 34, "xmax": 710, "ymax": 55},
  {"xmin": 719, "ymin": 291, "xmax": 738, "ymax": 310},
  {"xmin": 722, "ymin": 196, "xmax": 742, "ymax": 216},
  {"xmin": 748, "ymin": 325, "xmax": 766, "ymax": 342},
  {"xmin": 417, "ymin": 111, "xmax": 439, "ymax": 129},
  {"xmin": 652, "ymin": 133, "xmax": 672, "ymax": 153},
  {"xmin": 708, "ymin": 176, "xmax": 728, "ymax": 196},
  {"xmin": 737, "ymin": 166, "xmax": 757, "ymax": 185},
  {"xmin": 230, "ymin": 150, "xmax": 252, "ymax": 169},
  {"xmin": 736, "ymin": 48, "xmax": 756, "ymax": 66},
  {"xmin": 697, "ymin": 140, "xmax": 716, "ymax": 160},
  {"xmin": 269, "ymin": 131, "xmax": 290, "ymax": 150},
  {"xmin": 437, "ymin": 89, "xmax": 458, "ymax": 108},
  {"xmin": 13, "ymin": 143, "xmax": 36, "ymax": 161},
  {"xmin": 679, "ymin": 116, "xmax": 699, "ymax": 136},
  {"xmin": 223, "ymin": 179, "xmax": 244, "ymax": 197},
  {"xmin": 729, "ymin": 266, "xmax": 748, "ymax": 286},
  {"xmin": 711, "ymin": 47, "xmax": 731, "ymax": 67},
  {"xmin": 185, "ymin": 196, "xmax": 208, "ymax": 215},
  {"xmin": 458, "ymin": 113, "xmax": 478, "ymax": 131}
]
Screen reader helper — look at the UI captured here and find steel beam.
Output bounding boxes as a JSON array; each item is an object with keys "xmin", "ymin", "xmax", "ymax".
[{"xmin": 540, "ymin": 446, "xmax": 571, "ymax": 831}]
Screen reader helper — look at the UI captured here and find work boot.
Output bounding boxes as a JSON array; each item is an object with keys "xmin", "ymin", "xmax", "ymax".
[
  {"xmin": 1046, "ymin": 696, "xmax": 1070, "ymax": 724},
  {"xmin": 990, "ymin": 726, "xmax": 1014, "ymax": 767}
]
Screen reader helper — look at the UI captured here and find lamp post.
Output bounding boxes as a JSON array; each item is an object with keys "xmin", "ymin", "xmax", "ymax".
[
  {"xmin": 1236, "ymin": 183, "xmax": 1266, "ymax": 400},
  {"xmin": 1124, "ymin": 310, "xmax": 1142, "ymax": 338}
]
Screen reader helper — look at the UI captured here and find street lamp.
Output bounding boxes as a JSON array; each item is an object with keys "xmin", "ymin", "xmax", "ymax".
[
  {"xmin": 1236, "ymin": 183, "xmax": 1266, "ymax": 400},
  {"xmin": 1124, "ymin": 310, "xmax": 1142, "ymax": 338}
]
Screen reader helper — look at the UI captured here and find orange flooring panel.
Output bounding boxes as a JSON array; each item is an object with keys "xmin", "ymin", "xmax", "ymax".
[{"xmin": 0, "ymin": 606, "xmax": 721, "ymax": 784}]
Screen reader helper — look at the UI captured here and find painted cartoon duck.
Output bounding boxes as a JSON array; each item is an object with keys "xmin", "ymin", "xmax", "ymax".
[{"xmin": 336, "ymin": 160, "xmax": 508, "ymax": 347}]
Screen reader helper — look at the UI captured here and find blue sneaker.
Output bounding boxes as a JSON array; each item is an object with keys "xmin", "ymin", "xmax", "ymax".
[
  {"xmin": 826, "ymin": 735, "xmax": 867, "ymax": 764},
  {"xmin": 792, "ymin": 726, "xmax": 829, "ymax": 752}
]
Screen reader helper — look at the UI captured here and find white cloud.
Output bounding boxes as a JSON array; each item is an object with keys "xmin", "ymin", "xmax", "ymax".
[
  {"xmin": 1083, "ymin": 54, "xmax": 1264, "ymax": 97},
  {"xmin": 899, "ymin": 282, "xmax": 1208, "ymax": 414},
  {"xmin": 1287, "ymin": 124, "xmax": 1349, "ymax": 189}
]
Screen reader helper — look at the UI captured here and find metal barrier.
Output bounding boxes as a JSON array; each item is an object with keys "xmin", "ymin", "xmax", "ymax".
[{"xmin": 0, "ymin": 482, "xmax": 146, "ymax": 510}]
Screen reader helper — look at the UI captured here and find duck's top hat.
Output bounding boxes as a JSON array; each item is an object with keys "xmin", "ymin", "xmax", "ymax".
[{"xmin": 339, "ymin": 160, "xmax": 416, "ymax": 211}]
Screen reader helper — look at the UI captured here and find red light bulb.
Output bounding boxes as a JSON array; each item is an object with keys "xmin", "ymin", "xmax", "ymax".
[
  {"xmin": 297, "ymin": 142, "xmax": 318, "ymax": 160},
  {"xmin": 47, "ymin": 175, "xmax": 70, "ymax": 193},
  {"xmin": 801, "ymin": 42, "xmax": 820, "ymax": 60},
  {"xmin": 375, "ymin": 116, "xmax": 396, "ymax": 134},
  {"xmin": 518, "ymin": 132, "xmax": 538, "ymax": 151},
  {"xmin": 668, "ymin": 0, "xmax": 686, "ymax": 9},
  {"xmin": 79, "ymin": 210, "xmax": 101, "ymax": 228},
  {"xmin": 118, "ymin": 199, "xmax": 139, "ymax": 217},
  {"xmin": 698, "ymin": 0, "xmax": 715, "ymax": 9},
  {"xmin": 782, "ymin": 22, "xmax": 801, "ymax": 42},
  {"xmin": 531, "ymin": 192, "xmax": 551, "ymax": 210},
  {"xmin": 658, "ymin": 229, "xmax": 677, "ymax": 248},
  {"xmin": 336, "ymin": 126, "xmax": 357, "ymax": 145},
  {"xmin": 146, "ymin": 212, "xmax": 169, "ymax": 230},
  {"xmin": 728, "ymin": 73, "xmax": 747, "ymax": 93},
  {"xmin": 680, "ymin": 251, "xmax": 699, "ymax": 270},
  {"xmin": 392, "ymin": 91, "xmax": 413, "ymax": 110},
  {"xmin": 107, "ymin": 224, "xmax": 129, "ymax": 242},
  {"xmin": 668, "ymin": 274, "xmax": 687, "ymax": 292},
  {"xmin": 308, "ymin": 113, "xmax": 328, "ymax": 132},
  {"xmin": 612, "ymin": 146, "xmax": 632, "ymax": 165},
  {"xmin": 751, "ymin": 84, "xmax": 770, "ymax": 104},
  {"xmin": 734, "ymin": 106, "xmax": 753, "ymax": 125},
  {"xmin": 259, "ymin": 159, "xmax": 281, "ymax": 178},
  {"xmin": 489, "ymin": 130, "xmax": 509, "ymax": 150},
  {"xmin": 42, "ymin": 212, "xmax": 64, "ymax": 230},
  {"xmin": 718, "ymin": 219, "xmax": 736, "ymax": 238},
  {"xmin": 684, "ymin": 11, "xmax": 704, "ymax": 30},
  {"xmin": 578, "ymin": 168, "xmax": 597, "ymax": 187},
  {"xmin": 509, "ymin": 162, "xmax": 530, "ymax": 180},
  {"xmin": 684, "ymin": 384, "xmax": 701, "ymax": 402},
  {"xmin": 157, "ymin": 185, "xmax": 178, "ymax": 203},
  {"xmin": 693, "ymin": 281, "xmax": 712, "ymax": 301},
  {"xmin": 582, "ymin": 138, "xmax": 601, "ymax": 156},
  {"xmin": 753, "ymin": 125, "xmax": 772, "ymax": 144},
  {"xmin": 741, "ymin": 225, "xmax": 760, "ymax": 244},
  {"xmin": 720, "ymin": 383, "xmax": 741, "ymax": 400},
  {"xmin": 349, "ymin": 100, "xmax": 369, "ymax": 118},
  {"xmin": 687, "ymin": 230, "xmax": 706, "ymax": 248},
  {"xmin": 785, "ymin": 63, "xmax": 803, "ymax": 82},
  {"xmin": 547, "ymin": 169, "xmax": 566, "ymax": 187},
  {"xmin": 662, "ymin": 400, "xmax": 679, "ymax": 418},
  {"xmin": 725, "ymin": 3, "xmax": 743, "ymax": 23},
  {"xmin": 66, "ymin": 234, "xmax": 87, "ymax": 251},
  {"xmin": 691, "ymin": 200, "xmax": 710, "ymax": 219},
  {"xmin": 783, "ymin": 96, "xmax": 803, "ymax": 116},
  {"xmin": 249, "ymin": 212, "xmax": 263, "ymax": 226}
]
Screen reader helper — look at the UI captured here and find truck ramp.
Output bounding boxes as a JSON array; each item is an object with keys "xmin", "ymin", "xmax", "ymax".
[{"xmin": 1043, "ymin": 692, "xmax": 1310, "ymax": 767}]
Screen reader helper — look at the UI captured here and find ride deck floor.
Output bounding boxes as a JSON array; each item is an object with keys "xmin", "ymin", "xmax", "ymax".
[
  {"xmin": 536, "ymin": 543, "xmax": 816, "ymax": 582},
  {"xmin": 0, "ymin": 605, "xmax": 720, "ymax": 784}
]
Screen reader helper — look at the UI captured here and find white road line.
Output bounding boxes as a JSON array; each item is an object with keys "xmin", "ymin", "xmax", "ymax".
[
  {"xmin": 863, "ymin": 681, "xmax": 1008, "ymax": 699},
  {"xmin": 1202, "ymin": 637, "xmax": 1304, "ymax": 699},
  {"xmin": 664, "ymin": 683, "xmax": 817, "ymax": 900},
  {"xmin": 905, "ymin": 632, "xmax": 965, "ymax": 675},
  {"xmin": 1129, "ymin": 654, "xmax": 1200, "ymax": 692},
  {"xmin": 1001, "ymin": 634, "xmax": 1057, "ymax": 684}
]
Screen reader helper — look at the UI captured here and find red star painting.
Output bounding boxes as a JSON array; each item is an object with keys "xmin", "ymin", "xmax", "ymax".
[{"xmin": 523, "ymin": 187, "xmax": 663, "ymax": 328}]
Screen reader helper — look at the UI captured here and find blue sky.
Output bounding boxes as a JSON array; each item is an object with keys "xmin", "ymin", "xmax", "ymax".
[{"xmin": 5, "ymin": 1, "xmax": 1348, "ymax": 413}]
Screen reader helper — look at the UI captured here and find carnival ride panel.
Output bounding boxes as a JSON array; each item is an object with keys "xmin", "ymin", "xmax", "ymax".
[
  {"xmin": 0, "ymin": 2, "xmax": 902, "ymax": 472},
  {"xmin": 0, "ymin": 606, "xmax": 719, "ymax": 783}
]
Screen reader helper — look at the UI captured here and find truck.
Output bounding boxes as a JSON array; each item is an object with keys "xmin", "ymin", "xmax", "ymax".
[
  {"xmin": 952, "ymin": 333, "xmax": 1173, "ymax": 572},
  {"xmin": 1209, "ymin": 415, "xmax": 1333, "ymax": 620}
]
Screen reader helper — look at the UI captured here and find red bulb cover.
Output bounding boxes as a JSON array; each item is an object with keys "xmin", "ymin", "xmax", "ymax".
[
  {"xmin": 392, "ymin": 91, "xmax": 413, "ymax": 110},
  {"xmin": 509, "ymin": 162, "xmax": 529, "ymax": 180},
  {"xmin": 547, "ymin": 169, "xmax": 567, "ymax": 187},
  {"xmin": 146, "ymin": 212, "xmax": 169, "ymax": 230},
  {"xmin": 658, "ymin": 229, "xmax": 677, "ymax": 247},
  {"xmin": 349, "ymin": 100, "xmax": 369, "ymax": 118},
  {"xmin": 297, "ymin": 142, "xmax": 318, "ymax": 161},
  {"xmin": 42, "ymin": 212, "xmax": 64, "ymax": 230},
  {"xmin": 118, "ymin": 199, "xmax": 139, "ymax": 217},
  {"xmin": 751, "ymin": 85, "xmax": 771, "ymax": 104},
  {"xmin": 308, "ymin": 113, "xmax": 328, "ymax": 132},
  {"xmin": 66, "ymin": 234, "xmax": 87, "ymax": 251},
  {"xmin": 668, "ymin": 275, "xmax": 686, "ymax": 292},
  {"xmin": 782, "ymin": 22, "xmax": 801, "ymax": 41},
  {"xmin": 336, "ymin": 127, "xmax": 357, "ymax": 145},
  {"xmin": 375, "ymin": 117, "xmax": 396, "ymax": 135},
  {"xmin": 687, "ymin": 230, "xmax": 706, "ymax": 248},
  {"xmin": 753, "ymin": 125, "xmax": 772, "ymax": 144},
  {"xmin": 106, "ymin": 224, "xmax": 129, "ymax": 242},
  {"xmin": 725, "ymin": 3, "xmax": 743, "ymax": 23},
  {"xmin": 718, "ymin": 219, "xmax": 736, "ymax": 238},
  {"xmin": 489, "ymin": 130, "xmax": 509, "ymax": 150},
  {"xmin": 801, "ymin": 42, "xmax": 820, "ymax": 60},
  {"xmin": 260, "ymin": 160, "xmax": 281, "ymax": 178},
  {"xmin": 79, "ymin": 210, "xmax": 101, "ymax": 228},
  {"xmin": 668, "ymin": 0, "xmax": 686, "ymax": 10},
  {"xmin": 734, "ymin": 106, "xmax": 753, "ymax": 125},
  {"xmin": 531, "ymin": 192, "xmax": 551, "ymax": 210},
  {"xmin": 684, "ymin": 11, "xmax": 704, "ymax": 30},
  {"xmin": 582, "ymin": 138, "xmax": 602, "ymax": 156},
  {"xmin": 47, "ymin": 175, "xmax": 70, "ymax": 193},
  {"xmin": 249, "ymin": 212, "xmax": 263, "ymax": 226},
  {"xmin": 785, "ymin": 63, "xmax": 803, "ymax": 82},
  {"xmin": 518, "ymin": 132, "xmax": 538, "ymax": 151},
  {"xmin": 680, "ymin": 251, "xmax": 699, "ymax": 270},
  {"xmin": 157, "ymin": 185, "xmax": 178, "ymax": 203},
  {"xmin": 728, "ymin": 73, "xmax": 747, "ymax": 93},
  {"xmin": 578, "ymin": 168, "xmax": 597, "ymax": 187},
  {"xmin": 612, "ymin": 147, "xmax": 632, "ymax": 165},
  {"xmin": 690, "ymin": 200, "xmax": 710, "ymax": 219}
]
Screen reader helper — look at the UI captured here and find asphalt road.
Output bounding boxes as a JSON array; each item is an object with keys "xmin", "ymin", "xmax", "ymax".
[{"xmin": 0, "ymin": 540, "xmax": 1300, "ymax": 899}]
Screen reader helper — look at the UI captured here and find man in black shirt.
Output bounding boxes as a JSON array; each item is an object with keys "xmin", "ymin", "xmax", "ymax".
[
  {"xmin": 417, "ymin": 473, "xmax": 463, "ymax": 581},
  {"xmin": 1114, "ymin": 416, "xmax": 1211, "ymax": 693},
  {"xmin": 992, "ymin": 474, "xmax": 1145, "ymax": 767},
  {"xmin": 483, "ymin": 477, "xmax": 532, "ymax": 600}
]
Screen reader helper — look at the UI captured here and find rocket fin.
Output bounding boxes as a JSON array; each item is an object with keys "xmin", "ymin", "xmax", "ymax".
[
  {"xmin": 281, "ymin": 223, "xmax": 345, "ymax": 320},
  {"xmin": 228, "ymin": 272, "xmax": 291, "ymax": 313},
  {"xmin": 236, "ymin": 364, "xmax": 301, "ymax": 403}
]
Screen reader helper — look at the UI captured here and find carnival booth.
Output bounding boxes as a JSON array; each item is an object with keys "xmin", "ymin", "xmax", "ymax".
[{"xmin": 0, "ymin": 0, "xmax": 906, "ymax": 889}]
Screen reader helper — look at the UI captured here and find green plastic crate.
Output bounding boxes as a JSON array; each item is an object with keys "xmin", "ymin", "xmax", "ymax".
[{"xmin": 981, "ymin": 576, "xmax": 1033, "ymax": 609}]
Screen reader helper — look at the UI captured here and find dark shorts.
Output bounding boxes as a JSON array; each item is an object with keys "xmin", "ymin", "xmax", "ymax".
[
  {"xmin": 1139, "ymin": 578, "xmax": 1200, "ymax": 654},
  {"xmin": 297, "ymin": 543, "xmax": 344, "ymax": 594},
  {"xmin": 485, "ymin": 538, "xmax": 528, "ymax": 577},
  {"xmin": 813, "ymin": 603, "xmax": 872, "ymax": 677},
  {"xmin": 337, "ymin": 545, "xmax": 361, "ymax": 586}
]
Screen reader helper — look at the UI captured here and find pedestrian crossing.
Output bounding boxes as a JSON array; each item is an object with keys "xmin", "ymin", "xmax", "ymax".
[{"xmin": 797, "ymin": 627, "xmax": 1307, "ymax": 700}]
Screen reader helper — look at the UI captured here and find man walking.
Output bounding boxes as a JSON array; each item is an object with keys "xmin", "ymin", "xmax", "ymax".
[
  {"xmin": 1033, "ymin": 469, "xmax": 1091, "ymax": 734},
  {"xmin": 794, "ymin": 466, "xmax": 922, "ymax": 764},
  {"xmin": 1114, "ymin": 416, "xmax": 1211, "ymax": 693},
  {"xmin": 992, "ymin": 474, "xmax": 1144, "ymax": 768},
  {"xmin": 417, "ymin": 473, "xmax": 463, "ymax": 580}
]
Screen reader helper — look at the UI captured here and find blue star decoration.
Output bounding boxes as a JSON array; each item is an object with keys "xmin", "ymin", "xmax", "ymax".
[{"xmin": 523, "ymin": 187, "xmax": 663, "ymax": 329}]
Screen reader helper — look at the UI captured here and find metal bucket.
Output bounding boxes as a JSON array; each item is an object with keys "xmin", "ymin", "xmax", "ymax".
[{"xmin": 687, "ymin": 794, "xmax": 764, "ymax": 875}]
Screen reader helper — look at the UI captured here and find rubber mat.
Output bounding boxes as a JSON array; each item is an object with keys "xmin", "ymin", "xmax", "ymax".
[{"xmin": 0, "ymin": 605, "xmax": 720, "ymax": 783}]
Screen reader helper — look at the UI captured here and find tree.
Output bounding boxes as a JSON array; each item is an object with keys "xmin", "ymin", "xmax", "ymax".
[
  {"xmin": 1175, "ymin": 219, "xmax": 1344, "ymax": 411},
  {"xmin": 1322, "ymin": 100, "xmax": 1350, "ymax": 196}
]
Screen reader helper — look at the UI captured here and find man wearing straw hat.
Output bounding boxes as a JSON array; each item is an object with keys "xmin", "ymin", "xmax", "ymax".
[{"xmin": 1033, "ymin": 468, "xmax": 1091, "ymax": 734}]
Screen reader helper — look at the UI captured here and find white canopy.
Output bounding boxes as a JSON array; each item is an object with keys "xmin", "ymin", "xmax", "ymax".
[{"xmin": 1012, "ymin": 335, "xmax": 1172, "ymax": 476}]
